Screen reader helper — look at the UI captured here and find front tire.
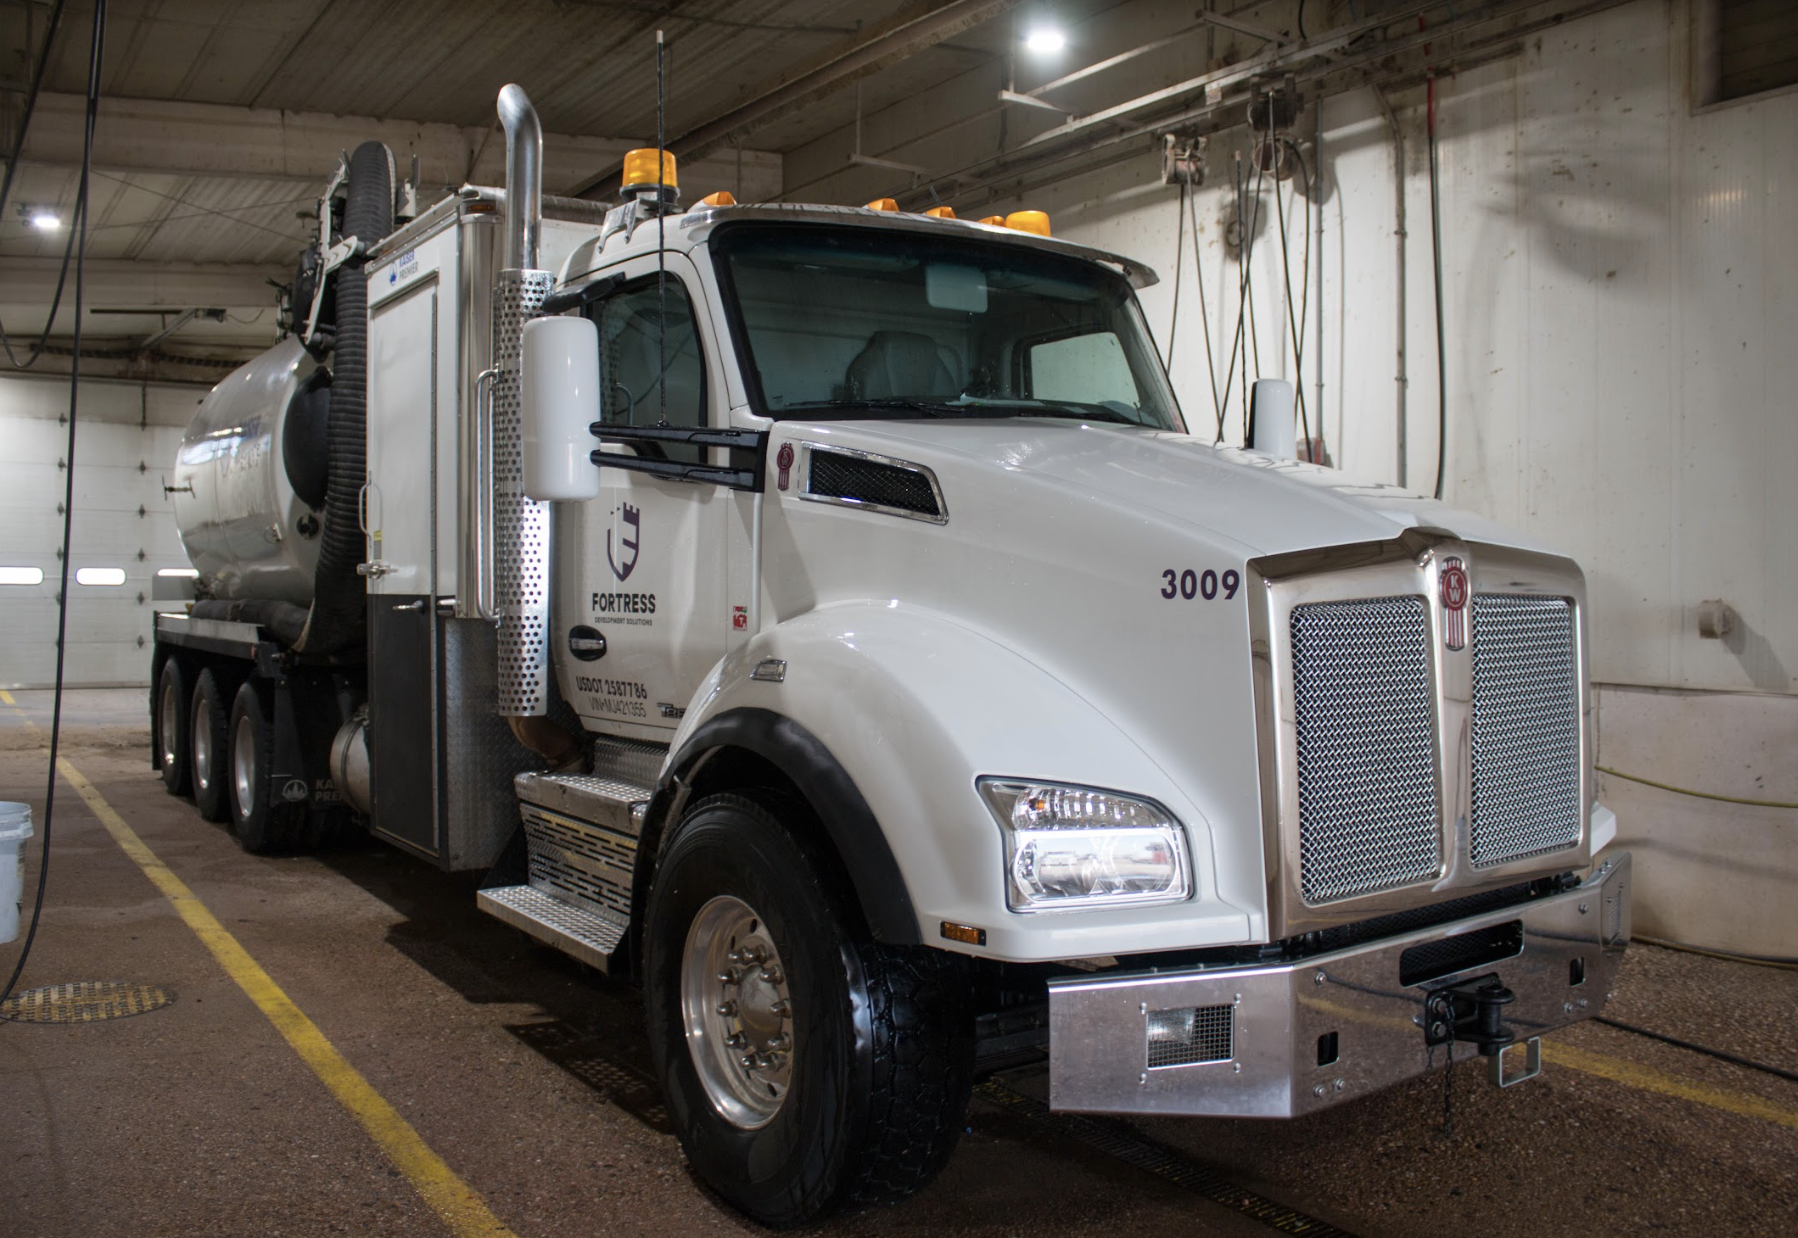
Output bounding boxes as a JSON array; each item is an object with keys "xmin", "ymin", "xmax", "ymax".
[
  {"xmin": 227, "ymin": 679, "xmax": 305, "ymax": 854},
  {"xmin": 644, "ymin": 794, "xmax": 974, "ymax": 1227}
]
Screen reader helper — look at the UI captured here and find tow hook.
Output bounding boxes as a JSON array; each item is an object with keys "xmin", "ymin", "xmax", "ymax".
[{"xmin": 1422, "ymin": 974, "xmax": 1543, "ymax": 1088}]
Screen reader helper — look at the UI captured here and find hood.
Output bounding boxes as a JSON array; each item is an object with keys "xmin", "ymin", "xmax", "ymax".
[{"xmin": 801, "ymin": 418, "xmax": 1557, "ymax": 560}]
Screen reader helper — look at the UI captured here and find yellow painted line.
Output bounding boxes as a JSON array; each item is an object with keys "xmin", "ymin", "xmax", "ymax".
[
  {"xmin": 1543, "ymin": 1040, "xmax": 1798, "ymax": 1131},
  {"xmin": 54, "ymin": 755, "xmax": 518, "ymax": 1238},
  {"xmin": 0, "ymin": 689, "xmax": 19, "ymax": 707}
]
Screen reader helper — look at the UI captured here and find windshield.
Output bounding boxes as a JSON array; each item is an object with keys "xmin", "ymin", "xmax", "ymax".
[{"xmin": 710, "ymin": 222, "xmax": 1183, "ymax": 431}]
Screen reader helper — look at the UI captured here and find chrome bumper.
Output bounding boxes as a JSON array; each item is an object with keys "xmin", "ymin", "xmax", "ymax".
[{"xmin": 1047, "ymin": 852, "xmax": 1631, "ymax": 1117}]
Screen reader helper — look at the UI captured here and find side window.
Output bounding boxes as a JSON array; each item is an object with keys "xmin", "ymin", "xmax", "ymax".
[
  {"xmin": 1026, "ymin": 331, "xmax": 1141, "ymax": 411},
  {"xmin": 589, "ymin": 276, "xmax": 707, "ymax": 462}
]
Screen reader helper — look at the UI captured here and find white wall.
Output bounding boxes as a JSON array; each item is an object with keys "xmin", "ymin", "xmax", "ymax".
[
  {"xmin": 810, "ymin": 0, "xmax": 1794, "ymax": 953},
  {"xmin": 0, "ymin": 374, "xmax": 200, "ymax": 688}
]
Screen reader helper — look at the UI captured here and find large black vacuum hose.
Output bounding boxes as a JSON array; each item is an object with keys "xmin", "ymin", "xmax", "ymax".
[{"xmin": 295, "ymin": 140, "xmax": 394, "ymax": 654}]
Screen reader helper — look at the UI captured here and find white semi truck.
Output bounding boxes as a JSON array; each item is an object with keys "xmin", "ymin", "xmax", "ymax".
[{"xmin": 150, "ymin": 86, "xmax": 1631, "ymax": 1225}]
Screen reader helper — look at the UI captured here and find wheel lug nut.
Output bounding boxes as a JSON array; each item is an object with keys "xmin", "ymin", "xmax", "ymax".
[
  {"xmin": 726, "ymin": 1032, "xmax": 747, "ymax": 1048},
  {"xmin": 769, "ymin": 999, "xmax": 790, "ymax": 1018},
  {"xmin": 759, "ymin": 966, "xmax": 784, "ymax": 985},
  {"xmin": 739, "ymin": 1054, "xmax": 757, "ymax": 1069},
  {"xmin": 767, "ymin": 1032, "xmax": 790, "ymax": 1051},
  {"xmin": 716, "ymin": 1000, "xmax": 738, "ymax": 1017},
  {"xmin": 715, "ymin": 967, "xmax": 740, "ymax": 984}
]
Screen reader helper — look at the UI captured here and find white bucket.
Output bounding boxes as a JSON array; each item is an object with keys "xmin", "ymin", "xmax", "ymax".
[{"xmin": 0, "ymin": 801, "xmax": 32, "ymax": 944}]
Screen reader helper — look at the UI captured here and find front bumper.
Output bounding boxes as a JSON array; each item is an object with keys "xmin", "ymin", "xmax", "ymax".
[{"xmin": 1047, "ymin": 852, "xmax": 1631, "ymax": 1116}]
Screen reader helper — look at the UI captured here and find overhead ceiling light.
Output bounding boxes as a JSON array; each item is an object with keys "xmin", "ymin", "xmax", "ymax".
[
  {"xmin": 1023, "ymin": 26, "xmax": 1066, "ymax": 55},
  {"xmin": 27, "ymin": 209, "xmax": 61, "ymax": 231}
]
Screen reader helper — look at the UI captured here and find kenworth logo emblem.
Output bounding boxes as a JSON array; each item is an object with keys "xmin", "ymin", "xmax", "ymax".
[
  {"xmin": 1440, "ymin": 557, "xmax": 1470, "ymax": 650},
  {"xmin": 607, "ymin": 503, "xmax": 641, "ymax": 582}
]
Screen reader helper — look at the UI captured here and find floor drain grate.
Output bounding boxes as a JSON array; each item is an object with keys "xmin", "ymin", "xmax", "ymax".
[{"xmin": 0, "ymin": 980, "xmax": 175, "ymax": 1023}]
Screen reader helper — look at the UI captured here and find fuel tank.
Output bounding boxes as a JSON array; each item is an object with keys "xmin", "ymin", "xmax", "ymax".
[{"xmin": 172, "ymin": 336, "xmax": 330, "ymax": 603}]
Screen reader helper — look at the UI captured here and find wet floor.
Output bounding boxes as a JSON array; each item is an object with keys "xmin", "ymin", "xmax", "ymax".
[{"xmin": 2, "ymin": 690, "xmax": 1793, "ymax": 1237}]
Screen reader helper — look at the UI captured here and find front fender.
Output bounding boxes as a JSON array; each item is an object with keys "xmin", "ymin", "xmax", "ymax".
[{"xmin": 667, "ymin": 601, "xmax": 1256, "ymax": 962}]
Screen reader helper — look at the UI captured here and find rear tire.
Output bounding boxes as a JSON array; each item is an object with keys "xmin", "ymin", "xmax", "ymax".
[
  {"xmin": 155, "ymin": 657, "xmax": 191, "ymax": 796},
  {"xmin": 189, "ymin": 669, "xmax": 232, "ymax": 822},
  {"xmin": 227, "ymin": 679, "xmax": 305, "ymax": 855},
  {"xmin": 644, "ymin": 793, "xmax": 974, "ymax": 1226}
]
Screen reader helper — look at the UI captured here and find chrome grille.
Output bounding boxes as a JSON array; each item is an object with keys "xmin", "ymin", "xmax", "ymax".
[
  {"xmin": 1469, "ymin": 595, "xmax": 1581, "ymax": 867},
  {"xmin": 1291, "ymin": 597, "xmax": 1441, "ymax": 904}
]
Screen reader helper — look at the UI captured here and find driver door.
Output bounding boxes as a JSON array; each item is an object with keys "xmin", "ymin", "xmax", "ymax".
[{"xmin": 555, "ymin": 252, "xmax": 730, "ymax": 736}]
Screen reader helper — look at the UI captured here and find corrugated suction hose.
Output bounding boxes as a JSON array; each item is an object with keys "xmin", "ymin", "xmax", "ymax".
[{"xmin": 296, "ymin": 140, "xmax": 394, "ymax": 654}]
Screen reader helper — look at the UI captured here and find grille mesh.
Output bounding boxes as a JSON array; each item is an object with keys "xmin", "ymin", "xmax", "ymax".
[
  {"xmin": 1145, "ymin": 1005, "xmax": 1234, "ymax": 1068},
  {"xmin": 807, "ymin": 451, "xmax": 942, "ymax": 517},
  {"xmin": 1291, "ymin": 597, "xmax": 1441, "ymax": 903},
  {"xmin": 1469, "ymin": 595, "xmax": 1581, "ymax": 867}
]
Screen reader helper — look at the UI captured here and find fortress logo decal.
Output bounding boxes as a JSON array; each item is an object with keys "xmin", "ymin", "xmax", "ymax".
[{"xmin": 608, "ymin": 502, "xmax": 641, "ymax": 581}]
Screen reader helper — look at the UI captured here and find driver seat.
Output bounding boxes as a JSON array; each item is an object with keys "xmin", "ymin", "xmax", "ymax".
[{"xmin": 846, "ymin": 331, "xmax": 956, "ymax": 400}]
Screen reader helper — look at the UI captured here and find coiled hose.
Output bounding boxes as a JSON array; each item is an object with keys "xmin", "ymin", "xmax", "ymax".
[{"xmin": 296, "ymin": 140, "xmax": 394, "ymax": 654}]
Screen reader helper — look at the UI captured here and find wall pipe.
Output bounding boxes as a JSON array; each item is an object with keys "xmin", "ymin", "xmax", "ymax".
[{"xmin": 1373, "ymin": 86, "xmax": 1408, "ymax": 489}]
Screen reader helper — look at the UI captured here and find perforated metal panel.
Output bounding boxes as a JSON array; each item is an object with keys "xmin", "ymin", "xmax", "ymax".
[
  {"xmin": 521, "ymin": 805, "xmax": 637, "ymax": 927},
  {"xmin": 491, "ymin": 268, "xmax": 555, "ymax": 715},
  {"xmin": 1469, "ymin": 595, "xmax": 1581, "ymax": 868},
  {"xmin": 1291, "ymin": 597, "xmax": 1441, "ymax": 904},
  {"xmin": 1145, "ymin": 1004, "xmax": 1234, "ymax": 1068}
]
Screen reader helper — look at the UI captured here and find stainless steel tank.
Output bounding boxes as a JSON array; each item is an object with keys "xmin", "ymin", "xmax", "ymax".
[{"xmin": 172, "ymin": 336, "xmax": 326, "ymax": 603}]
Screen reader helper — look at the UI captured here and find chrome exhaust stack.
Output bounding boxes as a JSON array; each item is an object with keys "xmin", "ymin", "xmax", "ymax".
[{"xmin": 497, "ymin": 83, "xmax": 542, "ymax": 272}]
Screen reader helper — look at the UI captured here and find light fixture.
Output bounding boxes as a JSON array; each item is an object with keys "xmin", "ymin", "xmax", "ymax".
[
  {"xmin": 27, "ymin": 208, "xmax": 61, "ymax": 231},
  {"xmin": 1023, "ymin": 25, "xmax": 1066, "ymax": 55}
]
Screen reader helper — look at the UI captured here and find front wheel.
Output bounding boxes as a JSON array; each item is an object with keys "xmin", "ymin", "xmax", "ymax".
[{"xmin": 644, "ymin": 794, "xmax": 974, "ymax": 1227}]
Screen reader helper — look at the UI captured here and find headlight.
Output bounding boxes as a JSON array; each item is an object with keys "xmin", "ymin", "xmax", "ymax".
[{"xmin": 978, "ymin": 779, "xmax": 1192, "ymax": 913}]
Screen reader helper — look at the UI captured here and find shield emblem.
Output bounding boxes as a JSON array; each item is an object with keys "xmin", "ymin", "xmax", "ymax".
[{"xmin": 607, "ymin": 503, "xmax": 641, "ymax": 582}]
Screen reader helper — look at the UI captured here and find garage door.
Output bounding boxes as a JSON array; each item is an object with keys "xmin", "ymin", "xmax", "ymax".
[{"xmin": 0, "ymin": 379, "xmax": 197, "ymax": 689}]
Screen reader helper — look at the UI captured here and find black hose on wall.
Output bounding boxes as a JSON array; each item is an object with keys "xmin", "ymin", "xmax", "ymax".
[{"xmin": 296, "ymin": 140, "xmax": 394, "ymax": 654}]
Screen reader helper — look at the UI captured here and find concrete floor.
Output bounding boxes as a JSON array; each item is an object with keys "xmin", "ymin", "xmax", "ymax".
[{"xmin": 2, "ymin": 689, "xmax": 1794, "ymax": 1238}]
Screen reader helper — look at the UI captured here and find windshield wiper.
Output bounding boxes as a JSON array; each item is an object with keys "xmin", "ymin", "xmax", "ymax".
[
  {"xmin": 776, "ymin": 397, "xmax": 981, "ymax": 419},
  {"xmin": 775, "ymin": 397, "xmax": 1149, "ymax": 427}
]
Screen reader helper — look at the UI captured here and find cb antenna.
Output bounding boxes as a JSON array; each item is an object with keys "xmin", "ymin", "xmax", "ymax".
[{"xmin": 655, "ymin": 29, "xmax": 668, "ymax": 428}]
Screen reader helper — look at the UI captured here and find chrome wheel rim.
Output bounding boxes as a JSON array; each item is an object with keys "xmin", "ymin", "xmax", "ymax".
[
  {"xmin": 158, "ymin": 677, "xmax": 179, "ymax": 771},
  {"xmin": 680, "ymin": 895, "xmax": 793, "ymax": 1129},
  {"xmin": 231, "ymin": 713, "xmax": 256, "ymax": 822},
  {"xmin": 191, "ymin": 699, "xmax": 212, "ymax": 791}
]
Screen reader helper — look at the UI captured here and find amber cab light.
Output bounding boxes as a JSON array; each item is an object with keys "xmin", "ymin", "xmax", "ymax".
[
  {"xmin": 1006, "ymin": 210, "xmax": 1051, "ymax": 236},
  {"xmin": 622, "ymin": 148, "xmax": 679, "ymax": 190}
]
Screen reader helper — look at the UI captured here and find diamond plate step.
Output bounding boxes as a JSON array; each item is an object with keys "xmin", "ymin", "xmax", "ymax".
[
  {"xmin": 592, "ymin": 735, "xmax": 668, "ymax": 789},
  {"xmin": 477, "ymin": 884, "xmax": 627, "ymax": 973},
  {"xmin": 515, "ymin": 771, "xmax": 650, "ymax": 835}
]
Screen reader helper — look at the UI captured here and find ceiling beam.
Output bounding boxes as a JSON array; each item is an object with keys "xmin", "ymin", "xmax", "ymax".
[
  {"xmin": 569, "ymin": 0, "xmax": 1020, "ymax": 199},
  {"xmin": 0, "ymin": 257, "xmax": 284, "ymax": 312},
  {"xmin": 15, "ymin": 92, "xmax": 782, "ymax": 200}
]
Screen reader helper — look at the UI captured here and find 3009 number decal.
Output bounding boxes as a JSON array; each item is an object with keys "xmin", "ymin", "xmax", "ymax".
[{"xmin": 1160, "ymin": 568, "xmax": 1240, "ymax": 601}]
